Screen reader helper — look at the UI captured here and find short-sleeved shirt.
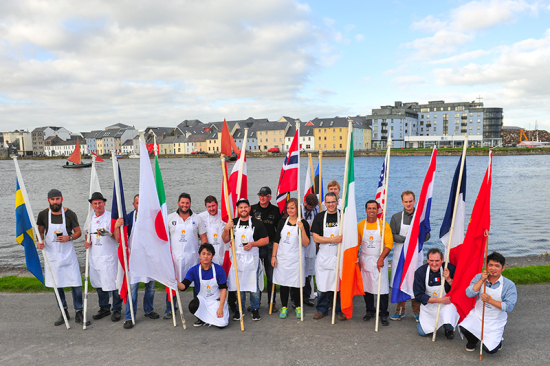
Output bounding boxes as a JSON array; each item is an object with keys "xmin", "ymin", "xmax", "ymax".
[
  {"xmin": 273, "ymin": 218, "xmax": 310, "ymax": 244},
  {"xmin": 311, "ymin": 211, "xmax": 339, "ymax": 237},
  {"xmin": 232, "ymin": 216, "xmax": 268, "ymax": 242},
  {"xmin": 36, "ymin": 208, "xmax": 79, "ymax": 236},
  {"xmin": 357, "ymin": 219, "xmax": 393, "ymax": 250},
  {"xmin": 182, "ymin": 263, "xmax": 227, "ymax": 293},
  {"xmin": 168, "ymin": 210, "xmax": 206, "ymax": 238}
]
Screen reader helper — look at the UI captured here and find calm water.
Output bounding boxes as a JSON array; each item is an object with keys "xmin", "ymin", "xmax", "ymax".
[{"xmin": 1, "ymin": 154, "xmax": 549, "ymax": 267}]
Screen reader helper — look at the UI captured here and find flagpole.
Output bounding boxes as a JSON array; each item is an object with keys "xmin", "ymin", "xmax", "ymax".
[
  {"xmin": 480, "ymin": 230, "xmax": 489, "ymax": 361},
  {"xmin": 13, "ymin": 157, "xmax": 70, "ymax": 330},
  {"xmin": 331, "ymin": 121, "xmax": 352, "ymax": 325},
  {"xmin": 296, "ymin": 120, "xmax": 304, "ymax": 322},
  {"xmin": 236, "ymin": 128, "xmax": 249, "ymax": 201},
  {"xmin": 83, "ymin": 155, "xmax": 96, "ymax": 330},
  {"xmin": 308, "ymin": 153, "xmax": 315, "ymax": 196},
  {"xmin": 433, "ymin": 136, "xmax": 468, "ymax": 341},
  {"xmin": 318, "ymin": 151, "xmax": 323, "ymax": 212},
  {"xmin": 111, "ymin": 149, "xmax": 135, "ymax": 325},
  {"xmin": 375, "ymin": 136, "xmax": 392, "ymax": 332}
]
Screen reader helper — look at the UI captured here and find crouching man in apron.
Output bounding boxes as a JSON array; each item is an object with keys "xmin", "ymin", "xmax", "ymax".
[
  {"xmin": 177, "ymin": 243, "xmax": 229, "ymax": 327},
  {"xmin": 413, "ymin": 248, "xmax": 459, "ymax": 339},
  {"xmin": 459, "ymin": 252, "xmax": 517, "ymax": 354},
  {"xmin": 358, "ymin": 200, "xmax": 394, "ymax": 326}
]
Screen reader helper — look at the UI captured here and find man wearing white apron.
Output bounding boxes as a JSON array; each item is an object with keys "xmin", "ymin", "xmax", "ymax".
[
  {"xmin": 37, "ymin": 189, "xmax": 84, "ymax": 326},
  {"xmin": 302, "ymin": 193, "xmax": 319, "ymax": 306},
  {"xmin": 358, "ymin": 200, "xmax": 393, "ymax": 326},
  {"xmin": 222, "ymin": 198, "xmax": 269, "ymax": 321},
  {"xmin": 413, "ymin": 248, "xmax": 459, "ymax": 339},
  {"xmin": 311, "ymin": 192, "xmax": 345, "ymax": 321},
  {"xmin": 459, "ymin": 252, "xmax": 517, "ymax": 354},
  {"xmin": 84, "ymin": 192, "xmax": 124, "ymax": 322},
  {"xmin": 165, "ymin": 193, "xmax": 207, "ymax": 319},
  {"xmin": 198, "ymin": 196, "xmax": 228, "ymax": 267},
  {"xmin": 390, "ymin": 190, "xmax": 428, "ymax": 321},
  {"xmin": 177, "ymin": 243, "xmax": 229, "ymax": 327},
  {"xmin": 124, "ymin": 194, "xmax": 160, "ymax": 330}
]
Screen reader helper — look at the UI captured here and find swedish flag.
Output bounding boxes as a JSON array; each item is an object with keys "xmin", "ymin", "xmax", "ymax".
[{"xmin": 16, "ymin": 179, "xmax": 44, "ymax": 284}]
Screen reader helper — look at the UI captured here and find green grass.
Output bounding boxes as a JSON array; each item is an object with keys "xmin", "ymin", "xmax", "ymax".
[{"xmin": 502, "ymin": 265, "xmax": 550, "ymax": 285}]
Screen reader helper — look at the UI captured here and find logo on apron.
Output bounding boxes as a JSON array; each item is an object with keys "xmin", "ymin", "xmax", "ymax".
[
  {"xmin": 206, "ymin": 285, "xmax": 212, "ymax": 296},
  {"xmin": 330, "ymin": 234, "xmax": 334, "ymax": 238},
  {"xmin": 369, "ymin": 236, "xmax": 374, "ymax": 240},
  {"xmin": 432, "ymin": 292, "xmax": 437, "ymax": 296}
]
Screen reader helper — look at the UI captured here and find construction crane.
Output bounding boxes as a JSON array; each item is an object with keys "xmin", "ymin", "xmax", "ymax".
[{"xmin": 519, "ymin": 129, "xmax": 529, "ymax": 143}]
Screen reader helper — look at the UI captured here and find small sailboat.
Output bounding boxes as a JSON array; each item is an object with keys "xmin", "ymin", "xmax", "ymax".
[{"xmin": 62, "ymin": 138, "xmax": 92, "ymax": 168}]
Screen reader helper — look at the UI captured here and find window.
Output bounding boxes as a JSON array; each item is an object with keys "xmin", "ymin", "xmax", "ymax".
[
  {"xmin": 455, "ymin": 113, "xmax": 459, "ymax": 118},
  {"xmin": 478, "ymin": 119, "xmax": 481, "ymax": 123},
  {"xmin": 434, "ymin": 127, "xmax": 437, "ymax": 131},
  {"xmin": 333, "ymin": 144, "xmax": 335, "ymax": 148},
  {"xmin": 455, "ymin": 126, "xmax": 459, "ymax": 131},
  {"xmin": 339, "ymin": 128, "xmax": 342, "ymax": 132},
  {"xmin": 374, "ymin": 126, "xmax": 378, "ymax": 131},
  {"xmin": 324, "ymin": 144, "xmax": 326, "ymax": 148},
  {"xmin": 339, "ymin": 136, "xmax": 342, "ymax": 140},
  {"xmin": 324, "ymin": 137, "xmax": 327, "ymax": 140},
  {"xmin": 421, "ymin": 108, "xmax": 429, "ymax": 113},
  {"xmin": 333, "ymin": 128, "xmax": 335, "ymax": 132},
  {"xmin": 324, "ymin": 129, "xmax": 326, "ymax": 132},
  {"xmin": 260, "ymin": 139, "xmax": 262, "ymax": 142},
  {"xmin": 332, "ymin": 136, "xmax": 336, "ymax": 140},
  {"xmin": 319, "ymin": 144, "xmax": 322, "ymax": 149},
  {"xmin": 469, "ymin": 126, "xmax": 472, "ymax": 130},
  {"xmin": 339, "ymin": 144, "xmax": 342, "ymax": 148},
  {"xmin": 318, "ymin": 137, "xmax": 321, "ymax": 140},
  {"xmin": 426, "ymin": 115, "xmax": 430, "ymax": 119},
  {"xmin": 373, "ymin": 133, "xmax": 378, "ymax": 139},
  {"xmin": 477, "ymin": 126, "xmax": 481, "ymax": 130}
]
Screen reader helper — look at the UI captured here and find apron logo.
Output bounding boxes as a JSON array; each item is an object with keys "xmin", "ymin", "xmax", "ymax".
[
  {"xmin": 286, "ymin": 231, "xmax": 291, "ymax": 237},
  {"xmin": 432, "ymin": 292, "xmax": 437, "ymax": 296},
  {"xmin": 330, "ymin": 234, "xmax": 334, "ymax": 238},
  {"xmin": 213, "ymin": 233, "xmax": 218, "ymax": 238},
  {"xmin": 206, "ymin": 285, "xmax": 211, "ymax": 290},
  {"xmin": 369, "ymin": 236, "xmax": 374, "ymax": 241},
  {"xmin": 181, "ymin": 229, "xmax": 186, "ymax": 235},
  {"xmin": 96, "ymin": 234, "xmax": 100, "ymax": 238},
  {"xmin": 241, "ymin": 234, "xmax": 246, "ymax": 240}
]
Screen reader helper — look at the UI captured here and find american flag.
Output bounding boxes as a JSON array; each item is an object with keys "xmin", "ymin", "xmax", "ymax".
[{"xmin": 375, "ymin": 159, "xmax": 386, "ymax": 219}]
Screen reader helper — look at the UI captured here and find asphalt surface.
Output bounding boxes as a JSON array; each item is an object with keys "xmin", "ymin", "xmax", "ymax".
[{"xmin": 0, "ymin": 285, "xmax": 548, "ymax": 366}]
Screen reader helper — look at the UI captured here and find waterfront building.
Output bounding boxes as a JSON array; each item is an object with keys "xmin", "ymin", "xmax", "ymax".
[
  {"xmin": 32, "ymin": 126, "xmax": 71, "ymax": 156},
  {"xmin": 283, "ymin": 122, "xmax": 315, "ymax": 152},
  {"xmin": 3, "ymin": 130, "xmax": 33, "ymax": 156},
  {"xmin": 184, "ymin": 133, "xmax": 208, "ymax": 154},
  {"xmin": 308, "ymin": 116, "xmax": 371, "ymax": 152},
  {"xmin": 44, "ymin": 137, "xmax": 88, "ymax": 157},
  {"xmin": 82, "ymin": 130, "xmax": 102, "ymax": 155}
]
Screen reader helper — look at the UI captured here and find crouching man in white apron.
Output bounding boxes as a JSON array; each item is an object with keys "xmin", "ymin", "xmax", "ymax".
[
  {"xmin": 413, "ymin": 248, "xmax": 459, "ymax": 339},
  {"xmin": 177, "ymin": 243, "xmax": 229, "ymax": 327},
  {"xmin": 358, "ymin": 200, "xmax": 394, "ymax": 326},
  {"xmin": 459, "ymin": 252, "xmax": 517, "ymax": 354}
]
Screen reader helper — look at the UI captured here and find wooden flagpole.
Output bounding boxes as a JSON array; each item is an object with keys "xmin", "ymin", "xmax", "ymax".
[
  {"xmin": 83, "ymin": 155, "xmax": 96, "ymax": 330},
  {"xmin": 480, "ymin": 230, "xmax": 489, "ymax": 361},
  {"xmin": 13, "ymin": 157, "xmax": 70, "ymax": 329},
  {"xmin": 433, "ymin": 136, "xmax": 468, "ymax": 341},
  {"xmin": 296, "ymin": 120, "xmax": 304, "ymax": 321},
  {"xmin": 308, "ymin": 153, "xmax": 315, "ymax": 195},
  {"xmin": 111, "ymin": 149, "xmax": 135, "ymax": 325},
  {"xmin": 318, "ymin": 151, "xmax": 323, "ymax": 212},
  {"xmin": 375, "ymin": 136, "xmax": 392, "ymax": 332},
  {"xmin": 331, "ymin": 121, "xmax": 352, "ymax": 324}
]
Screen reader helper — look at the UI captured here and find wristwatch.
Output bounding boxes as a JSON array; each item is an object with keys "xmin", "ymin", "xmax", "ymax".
[{"xmin": 69, "ymin": 235, "xmax": 73, "ymax": 241}]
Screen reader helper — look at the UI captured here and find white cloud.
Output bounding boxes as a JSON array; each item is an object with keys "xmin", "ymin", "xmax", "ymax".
[
  {"xmin": 450, "ymin": 0, "xmax": 534, "ymax": 31},
  {"xmin": 392, "ymin": 75, "xmax": 424, "ymax": 84},
  {"xmin": 402, "ymin": 30, "xmax": 474, "ymax": 59},
  {"xmin": 411, "ymin": 15, "xmax": 446, "ymax": 32},
  {"xmin": 355, "ymin": 34, "xmax": 365, "ymax": 42},
  {"xmin": 429, "ymin": 49, "xmax": 492, "ymax": 64}
]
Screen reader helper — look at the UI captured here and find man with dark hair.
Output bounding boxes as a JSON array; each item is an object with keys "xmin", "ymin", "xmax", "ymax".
[
  {"xmin": 358, "ymin": 200, "xmax": 393, "ymax": 325},
  {"xmin": 301, "ymin": 193, "xmax": 319, "ymax": 306},
  {"xmin": 37, "ymin": 189, "xmax": 84, "ymax": 326},
  {"xmin": 413, "ymin": 248, "xmax": 459, "ymax": 339},
  {"xmin": 165, "ymin": 193, "xmax": 207, "ymax": 319},
  {"xmin": 459, "ymin": 252, "xmax": 517, "ymax": 354},
  {"xmin": 199, "ymin": 196, "xmax": 227, "ymax": 267}
]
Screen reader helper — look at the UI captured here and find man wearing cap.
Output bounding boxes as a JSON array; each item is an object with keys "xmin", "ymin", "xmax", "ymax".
[
  {"xmin": 251, "ymin": 187, "xmax": 281, "ymax": 311},
  {"xmin": 84, "ymin": 192, "xmax": 125, "ymax": 322},
  {"xmin": 223, "ymin": 198, "xmax": 269, "ymax": 321},
  {"xmin": 37, "ymin": 189, "xmax": 85, "ymax": 326}
]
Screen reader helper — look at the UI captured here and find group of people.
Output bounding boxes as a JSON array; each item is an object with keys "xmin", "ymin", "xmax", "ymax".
[{"xmin": 35, "ymin": 181, "xmax": 517, "ymax": 355}]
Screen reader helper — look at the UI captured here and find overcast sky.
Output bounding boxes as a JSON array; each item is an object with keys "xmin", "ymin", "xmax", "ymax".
[{"xmin": 1, "ymin": 0, "xmax": 549, "ymax": 133}]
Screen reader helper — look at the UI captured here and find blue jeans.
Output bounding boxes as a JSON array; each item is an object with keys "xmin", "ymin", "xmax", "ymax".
[
  {"xmin": 97, "ymin": 288, "xmax": 123, "ymax": 312},
  {"xmin": 125, "ymin": 281, "xmax": 155, "ymax": 321},
  {"xmin": 165, "ymin": 286, "xmax": 198, "ymax": 314},
  {"xmin": 240, "ymin": 260, "xmax": 263, "ymax": 311},
  {"xmin": 417, "ymin": 322, "xmax": 453, "ymax": 336},
  {"xmin": 56, "ymin": 286, "xmax": 83, "ymax": 311},
  {"xmin": 316, "ymin": 291, "xmax": 342, "ymax": 315}
]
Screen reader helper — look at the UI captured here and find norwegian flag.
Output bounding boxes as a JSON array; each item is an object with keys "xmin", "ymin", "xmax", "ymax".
[
  {"xmin": 375, "ymin": 159, "xmax": 386, "ymax": 219},
  {"xmin": 110, "ymin": 160, "xmax": 129, "ymax": 304},
  {"xmin": 276, "ymin": 130, "xmax": 299, "ymax": 213}
]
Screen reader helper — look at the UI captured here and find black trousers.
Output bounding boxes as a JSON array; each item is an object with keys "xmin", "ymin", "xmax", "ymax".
[
  {"xmin": 280, "ymin": 286, "xmax": 301, "ymax": 308},
  {"xmin": 460, "ymin": 326, "xmax": 501, "ymax": 354},
  {"xmin": 363, "ymin": 292, "xmax": 389, "ymax": 318}
]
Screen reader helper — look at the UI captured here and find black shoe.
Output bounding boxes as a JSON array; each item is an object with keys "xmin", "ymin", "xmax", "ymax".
[
  {"xmin": 93, "ymin": 308, "xmax": 111, "ymax": 320},
  {"xmin": 271, "ymin": 304, "xmax": 278, "ymax": 313},
  {"xmin": 194, "ymin": 319, "xmax": 206, "ymax": 327},
  {"xmin": 74, "ymin": 311, "xmax": 91, "ymax": 326},
  {"xmin": 232, "ymin": 310, "xmax": 241, "ymax": 321},
  {"xmin": 54, "ymin": 309, "xmax": 70, "ymax": 326},
  {"xmin": 252, "ymin": 309, "xmax": 261, "ymax": 321},
  {"xmin": 111, "ymin": 311, "xmax": 121, "ymax": 322},
  {"xmin": 144, "ymin": 311, "xmax": 160, "ymax": 319},
  {"xmin": 123, "ymin": 320, "xmax": 134, "ymax": 329},
  {"xmin": 381, "ymin": 317, "xmax": 389, "ymax": 326},
  {"xmin": 304, "ymin": 299, "xmax": 315, "ymax": 307},
  {"xmin": 363, "ymin": 313, "xmax": 374, "ymax": 321},
  {"xmin": 465, "ymin": 342, "xmax": 476, "ymax": 352},
  {"xmin": 445, "ymin": 329, "xmax": 454, "ymax": 340}
]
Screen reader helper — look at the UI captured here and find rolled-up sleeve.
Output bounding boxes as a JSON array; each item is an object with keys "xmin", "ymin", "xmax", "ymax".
[{"xmin": 466, "ymin": 274, "xmax": 482, "ymax": 298}]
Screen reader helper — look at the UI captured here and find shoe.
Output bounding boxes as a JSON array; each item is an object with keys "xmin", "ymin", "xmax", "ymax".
[
  {"xmin": 163, "ymin": 311, "xmax": 172, "ymax": 320},
  {"xmin": 390, "ymin": 312, "xmax": 405, "ymax": 321},
  {"xmin": 123, "ymin": 320, "xmax": 133, "ymax": 329},
  {"xmin": 381, "ymin": 317, "xmax": 390, "ymax": 326},
  {"xmin": 304, "ymin": 299, "xmax": 315, "ymax": 307},
  {"xmin": 54, "ymin": 309, "xmax": 70, "ymax": 326},
  {"xmin": 498, "ymin": 343, "xmax": 503, "ymax": 351},
  {"xmin": 144, "ymin": 311, "xmax": 160, "ymax": 319},
  {"xmin": 252, "ymin": 309, "xmax": 261, "ymax": 321},
  {"xmin": 111, "ymin": 311, "xmax": 121, "ymax": 322},
  {"xmin": 232, "ymin": 310, "xmax": 241, "ymax": 321},
  {"xmin": 295, "ymin": 307, "xmax": 302, "ymax": 319},
  {"xmin": 363, "ymin": 313, "xmax": 374, "ymax": 321},
  {"xmin": 465, "ymin": 343, "xmax": 476, "ymax": 352},
  {"xmin": 271, "ymin": 304, "xmax": 278, "ymax": 313},
  {"xmin": 413, "ymin": 313, "xmax": 420, "ymax": 323},
  {"xmin": 74, "ymin": 311, "xmax": 91, "ymax": 326},
  {"xmin": 279, "ymin": 307, "xmax": 288, "ymax": 319},
  {"xmin": 247, "ymin": 306, "xmax": 252, "ymax": 312},
  {"xmin": 194, "ymin": 319, "xmax": 206, "ymax": 327},
  {"xmin": 338, "ymin": 314, "xmax": 347, "ymax": 321},
  {"xmin": 93, "ymin": 308, "xmax": 111, "ymax": 320},
  {"xmin": 313, "ymin": 312, "xmax": 325, "ymax": 320},
  {"xmin": 445, "ymin": 329, "xmax": 454, "ymax": 340}
]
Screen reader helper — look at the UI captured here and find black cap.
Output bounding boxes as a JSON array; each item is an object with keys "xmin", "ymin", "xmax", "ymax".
[
  {"xmin": 236, "ymin": 198, "xmax": 250, "ymax": 206},
  {"xmin": 88, "ymin": 192, "xmax": 107, "ymax": 203},
  {"xmin": 257, "ymin": 187, "xmax": 271, "ymax": 196},
  {"xmin": 47, "ymin": 189, "xmax": 62, "ymax": 199}
]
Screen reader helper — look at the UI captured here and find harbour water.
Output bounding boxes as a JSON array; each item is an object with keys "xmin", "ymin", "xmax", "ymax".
[{"xmin": 1, "ymin": 154, "xmax": 548, "ymax": 267}]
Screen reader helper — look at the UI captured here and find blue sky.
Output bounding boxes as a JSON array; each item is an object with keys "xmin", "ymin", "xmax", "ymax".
[{"xmin": 1, "ymin": 0, "xmax": 549, "ymax": 133}]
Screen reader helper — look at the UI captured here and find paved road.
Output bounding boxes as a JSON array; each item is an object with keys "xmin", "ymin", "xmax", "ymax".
[{"xmin": 0, "ymin": 285, "xmax": 547, "ymax": 366}]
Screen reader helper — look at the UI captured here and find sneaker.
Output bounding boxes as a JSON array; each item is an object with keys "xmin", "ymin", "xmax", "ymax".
[
  {"xmin": 279, "ymin": 307, "xmax": 288, "ymax": 319},
  {"xmin": 363, "ymin": 313, "xmax": 374, "ymax": 321},
  {"xmin": 252, "ymin": 309, "xmax": 261, "ymax": 321},
  {"xmin": 92, "ymin": 308, "xmax": 111, "ymax": 320},
  {"xmin": 144, "ymin": 311, "xmax": 160, "ymax": 319},
  {"xmin": 295, "ymin": 307, "xmax": 302, "ymax": 319},
  {"xmin": 232, "ymin": 310, "xmax": 241, "ymax": 321},
  {"xmin": 111, "ymin": 311, "xmax": 121, "ymax": 322},
  {"xmin": 123, "ymin": 320, "xmax": 134, "ymax": 329},
  {"xmin": 465, "ymin": 343, "xmax": 476, "ymax": 352},
  {"xmin": 381, "ymin": 317, "xmax": 390, "ymax": 326},
  {"xmin": 498, "ymin": 343, "xmax": 503, "ymax": 351},
  {"xmin": 163, "ymin": 311, "xmax": 172, "ymax": 320},
  {"xmin": 74, "ymin": 311, "xmax": 91, "ymax": 326},
  {"xmin": 337, "ymin": 314, "xmax": 347, "ymax": 321},
  {"xmin": 413, "ymin": 313, "xmax": 420, "ymax": 323},
  {"xmin": 304, "ymin": 299, "xmax": 315, "ymax": 307},
  {"xmin": 194, "ymin": 319, "xmax": 206, "ymax": 327},
  {"xmin": 313, "ymin": 312, "xmax": 325, "ymax": 320},
  {"xmin": 54, "ymin": 309, "xmax": 70, "ymax": 326},
  {"xmin": 445, "ymin": 329, "xmax": 454, "ymax": 340},
  {"xmin": 389, "ymin": 312, "xmax": 405, "ymax": 321}
]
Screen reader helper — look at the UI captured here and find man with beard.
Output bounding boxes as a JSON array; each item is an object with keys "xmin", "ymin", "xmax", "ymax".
[{"xmin": 37, "ymin": 189, "xmax": 85, "ymax": 326}]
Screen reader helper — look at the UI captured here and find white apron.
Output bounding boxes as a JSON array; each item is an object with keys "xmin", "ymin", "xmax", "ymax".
[
  {"xmin": 128, "ymin": 211, "xmax": 152, "ymax": 284},
  {"xmin": 89, "ymin": 211, "xmax": 119, "ymax": 291},
  {"xmin": 360, "ymin": 219, "xmax": 389, "ymax": 295},
  {"xmin": 315, "ymin": 212, "xmax": 340, "ymax": 292},
  {"xmin": 227, "ymin": 218, "xmax": 262, "ymax": 292},
  {"xmin": 419, "ymin": 266, "xmax": 460, "ymax": 334},
  {"xmin": 204, "ymin": 212, "xmax": 227, "ymax": 267},
  {"xmin": 170, "ymin": 215, "xmax": 200, "ymax": 283},
  {"xmin": 459, "ymin": 277, "xmax": 507, "ymax": 351},
  {"xmin": 44, "ymin": 209, "xmax": 82, "ymax": 288},
  {"xmin": 391, "ymin": 212, "xmax": 410, "ymax": 287},
  {"xmin": 302, "ymin": 205, "xmax": 317, "ymax": 277},
  {"xmin": 273, "ymin": 218, "xmax": 306, "ymax": 288},
  {"xmin": 194, "ymin": 265, "xmax": 229, "ymax": 327}
]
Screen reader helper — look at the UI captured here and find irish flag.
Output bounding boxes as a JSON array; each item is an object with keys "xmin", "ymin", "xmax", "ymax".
[{"xmin": 339, "ymin": 128, "xmax": 364, "ymax": 319}]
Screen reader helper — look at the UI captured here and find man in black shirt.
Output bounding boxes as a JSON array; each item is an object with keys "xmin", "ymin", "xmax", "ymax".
[{"xmin": 250, "ymin": 187, "xmax": 281, "ymax": 311}]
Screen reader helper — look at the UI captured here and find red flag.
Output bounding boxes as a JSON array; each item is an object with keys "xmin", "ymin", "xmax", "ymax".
[
  {"xmin": 91, "ymin": 150, "xmax": 104, "ymax": 162},
  {"xmin": 220, "ymin": 160, "xmax": 233, "ymax": 277},
  {"xmin": 448, "ymin": 151, "xmax": 492, "ymax": 321},
  {"xmin": 303, "ymin": 158, "xmax": 313, "ymax": 202},
  {"xmin": 220, "ymin": 119, "xmax": 240, "ymax": 157},
  {"xmin": 228, "ymin": 149, "xmax": 247, "ymax": 208},
  {"xmin": 276, "ymin": 130, "xmax": 299, "ymax": 213}
]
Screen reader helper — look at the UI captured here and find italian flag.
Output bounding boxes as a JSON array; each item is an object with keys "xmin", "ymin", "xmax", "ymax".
[{"xmin": 339, "ymin": 129, "xmax": 364, "ymax": 319}]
